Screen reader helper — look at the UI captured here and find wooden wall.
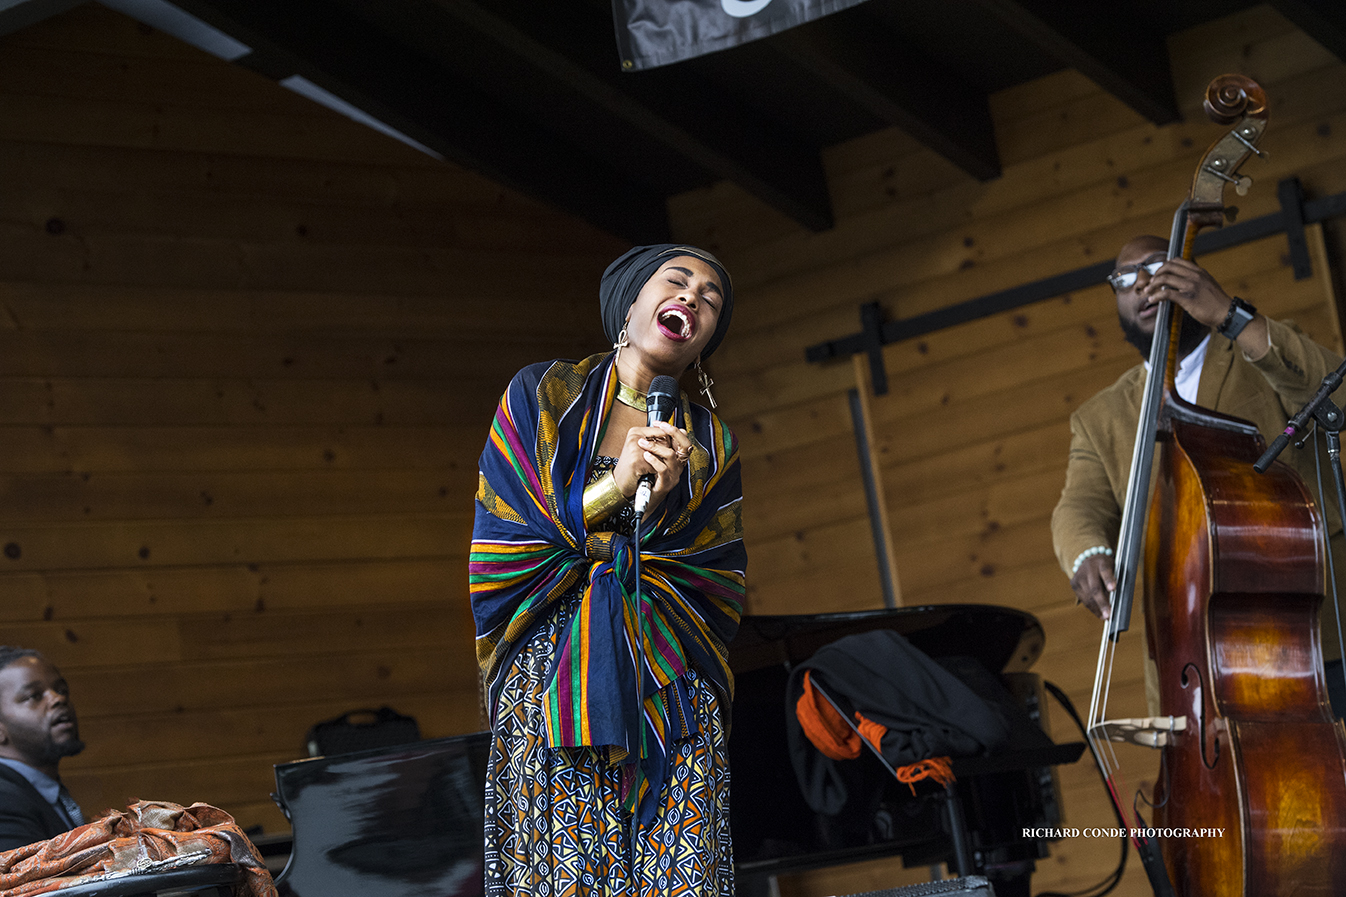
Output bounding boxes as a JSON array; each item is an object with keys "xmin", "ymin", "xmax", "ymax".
[
  {"xmin": 5, "ymin": 3, "xmax": 1346, "ymax": 895},
  {"xmin": 671, "ymin": 5, "xmax": 1346, "ymax": 896},
  {"xmin": 0, "ymin": 4, "xmax": 623, "ymax": 835}
]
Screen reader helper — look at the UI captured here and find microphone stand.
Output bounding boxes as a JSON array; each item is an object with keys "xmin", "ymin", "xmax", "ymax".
[{"xmin": 1255, "ymin": 355, "xmax": 1346, "ymax": 715}]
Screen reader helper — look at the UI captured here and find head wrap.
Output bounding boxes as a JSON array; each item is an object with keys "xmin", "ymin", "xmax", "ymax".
[{"xmin": 599, "ymin": 244, "xmax": 734, "ymax": 360}]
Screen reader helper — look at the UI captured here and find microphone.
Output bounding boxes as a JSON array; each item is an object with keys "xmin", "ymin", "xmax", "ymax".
[
  {"xmin": 633, "ymin": 375, "xmax": 679, "ymax": 515},
  {"xmin": 1254, "ymin": 356, "xmax": 1346, "ymax": 473}
]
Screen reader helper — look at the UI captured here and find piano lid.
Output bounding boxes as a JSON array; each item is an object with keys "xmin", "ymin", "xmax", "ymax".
[{"xmin": 729, "ymin": 604, "xmax": 1045, "ymax": 677}]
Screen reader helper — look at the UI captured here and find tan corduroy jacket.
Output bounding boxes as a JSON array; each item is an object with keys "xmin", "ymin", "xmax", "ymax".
[{"xmin": 1051, "ymin": 318, "xmax": 1346, "ymax": 661}]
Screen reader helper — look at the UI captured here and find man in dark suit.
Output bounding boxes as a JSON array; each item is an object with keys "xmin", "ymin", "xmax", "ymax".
[{"xmin": 0, "ymin": 646, "xmax": 86, "ymax": 852}]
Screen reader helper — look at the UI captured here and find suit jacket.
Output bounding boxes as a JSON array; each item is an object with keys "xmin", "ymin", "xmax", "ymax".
[
  {"xmin": 0, "ymin": 763, "xmax": 71, "ymax": 852},
  {"xmin": 1051, "ymin": 318, "xmax": 1346, "ymax": 659}
]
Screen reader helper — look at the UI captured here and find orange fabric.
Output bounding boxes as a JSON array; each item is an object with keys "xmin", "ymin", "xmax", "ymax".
[
  {"xmin": 796, "ymin": 671, "xmax": 861, "ymax": 760},
  {"xmin": 854, "ymin": 713, "xmax": 887, "ymax": 753},
  {"xmin": 0, "ymin": 800, "xmax": 275, "ymax": 897},
  {"xmin": 894, "ymin": 756, "xmax": 956, "ymax": 796}
]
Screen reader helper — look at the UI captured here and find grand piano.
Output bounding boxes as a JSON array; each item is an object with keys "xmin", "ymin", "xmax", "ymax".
[{"xmin": 266, "ymin": 606, "xmax": 1084, "ymax": 897}]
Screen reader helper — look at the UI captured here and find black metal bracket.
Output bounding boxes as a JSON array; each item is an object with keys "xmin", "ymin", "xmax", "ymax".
[
  {"xmin": 807, "ymin": 180, "xmax": 1346, "ymax": 376},
  {"xmin": 1279, "ymin": 176, "xmax": 1313, "ymax": 280}
]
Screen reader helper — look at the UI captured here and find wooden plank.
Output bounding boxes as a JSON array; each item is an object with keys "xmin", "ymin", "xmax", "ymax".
[
  {"xmin": 0, "ymin": 186, "xmax": 628, "ymax": 256},
  {"xmin": 988, "ymin": 68, "xmax": 1103, "ymax": 123},
  {"xmin": 0, "ymin": 469, "xmax": 478, "ymax": 523},
  {"xmin": 1307, "ymin": 221, "xmax": 1345, "ymax": 352},
  {"xmin": 0, "ymin": 618, "xmax": 182, "ymax": 667},
  {"xmin": 0, "ymin": 330, "xmax": 589, "ymax": 381},
  {"xmin": 902, "ymin": 559, "xmax": 1068, "ymax": 612},
  {"xmin": 0, "ymin": 140, "xmax": 563, "ymax": 216},
  {"xmin": 0, "ymin": 558, "xmax": 473, "ymax": 621},
  {"xmin": 0, "ymin": 281, "xmax": 601, "ymax": 334},
  {"xmin": 1167, "ymin": 5, "xmax": 1327, "ymax": 104},
  {"xmin": 0, "ymin": 424, "xmax": 484, "ymax": 474},
  {"xmin": 0, "ymin": 512, "xmax": 470, "ymax": 571},
  {"xmin": 730, "ymin": 391, "xmax": 855, "ymax": 464},
  {"xmin": 745, "ymin": 561, "xmax": 884, "ymax": 616},
  {"xmin": 5, "ymin": 4, "xmax": 237, "ymax": 64},
  {"xmin": 881, "ymin": 421, "xmax": 1072, "ymax": 508},
  {"xmin": 714, "ymin": 275, "xmax": 1114, "ymax": 382},
  {"xmin": 0, "ymin": 42, "xmax": 341, "ymax": 115},
  {"xmin": 820, "ymin": 126, "xmax": 965, "ymax": 220},
  {"xmin": 78, "ymin": 691, "xmax": 483, "ymax": 768},
  {"xmin": 886, "ymin": 468, "xmax": 1067, "ymax": 548},
  {"xmin": 62, "ymin": 648, "xmax": 478, "ymax": 716},
  {"xmin": 888, "ymin": 514, "xmax": 1055, "ymax": 597},
  {"xmin": 0, "ymin": 376, "xmax": 504, "ymax": 426},
  {"xmin": 734, "ymin": 357, "xmax": 1119, "ymax": 471},
  {"xmin": 176, "ymin": 603, "xmax": 471, "ymax": 660},
  {"xmin": 0, "ymin": 88, "xmax": 436, "ymax": 169},
  {"xmin": 0, "ymin": 179, "xmax": 628, "ymax": 254},
  {"xmin": 740, "ymin": 435, "xmax": 868, "ymax": 541},
  {"xmin": 0, "ymin": 224, "xmax": 606, "ymax": 295},
  {"xmin": 746, "ymin": 515, "xmax": 888, "ymax": 596},
  {"xmin": 992, "ymin": 83, "xmax": 1148, "ymax": 170}
]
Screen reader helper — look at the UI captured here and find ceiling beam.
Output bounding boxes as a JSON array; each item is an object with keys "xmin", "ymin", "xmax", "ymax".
[
  {"xmin": 169, "ymin": 0, "xmax": 672, "ymax": 242},
  {"xmin": 1270, "ymin": 0, "xmax": 1346, "ymax": 62},
  {"xmin": 428, "ymin": 0, "xmax": 835, "ymax": 231},
  {"xmin": 972, "ymin": 0, "xmax": 1180, "ymax": 125},
  {"xmin": 768, "ymin": 14, "xmax": 1001, "ymax": 181},
  {"xmin": 0, "ymin": 0, "xmax": 83, "ymax": 37}
]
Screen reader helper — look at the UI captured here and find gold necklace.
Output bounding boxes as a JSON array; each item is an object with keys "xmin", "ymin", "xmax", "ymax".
[{"xmin": 616, "ymin": 380, "xmax": 646, "ymax": 412}]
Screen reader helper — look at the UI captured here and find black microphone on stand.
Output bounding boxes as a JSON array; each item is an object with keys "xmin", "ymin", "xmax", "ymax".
[
  {"xmin": 633, "ymin": 375, "xmax": 679, "ymax": 515},
  {"xmin": 1255, "ymin": 356, "xmax": 1346, "ymax": 473}
]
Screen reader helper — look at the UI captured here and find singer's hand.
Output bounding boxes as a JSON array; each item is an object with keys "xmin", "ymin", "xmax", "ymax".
[
  {"xmin": 613, "ymin": 421, "xmax": 694, "ymax": 517},
  {"xmin": 1070, "ymin": 554, "xmax": 1115, "ymax": 621}
]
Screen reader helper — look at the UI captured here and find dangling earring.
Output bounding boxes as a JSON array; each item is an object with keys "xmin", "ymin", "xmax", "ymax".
[
  {"xmin": 695, "ymin": 357, "xmax": 717, "ymax": 410},
  {"xmin": 613, "ymin": 327, "xmax": 629, "ymax": 367}
]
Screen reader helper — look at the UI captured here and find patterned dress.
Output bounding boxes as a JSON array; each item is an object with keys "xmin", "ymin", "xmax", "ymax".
[{"xmin": 482, "ymin": 458, "xmax": 734, "ymax": 897}]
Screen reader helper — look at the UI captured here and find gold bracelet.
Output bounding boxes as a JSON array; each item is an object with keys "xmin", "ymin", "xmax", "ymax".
[{"xmin": 583, "ymin": 471, "xmax": 628, "ymax": 527}]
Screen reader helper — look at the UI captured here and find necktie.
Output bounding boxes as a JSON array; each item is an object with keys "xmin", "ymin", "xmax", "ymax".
[{"xmin": 57, "ymin": 786, "xmax": 84, "ymax": 828}]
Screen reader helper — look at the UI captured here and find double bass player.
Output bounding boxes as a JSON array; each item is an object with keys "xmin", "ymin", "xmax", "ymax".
[{"xmin": 1051, "ymin": 233, "xmax": 1346, "ymax": 716}]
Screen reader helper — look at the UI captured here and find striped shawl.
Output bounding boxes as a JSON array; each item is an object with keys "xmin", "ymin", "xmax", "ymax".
[{"xmin": 470, "ymin": 353, "xmax": 746, "ymax": 824}]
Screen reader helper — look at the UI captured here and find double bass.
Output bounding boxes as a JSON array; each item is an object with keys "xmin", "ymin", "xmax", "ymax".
[{"xmin": 1088, "ymin": 75, "xmax": 1346, "ymax": 896}]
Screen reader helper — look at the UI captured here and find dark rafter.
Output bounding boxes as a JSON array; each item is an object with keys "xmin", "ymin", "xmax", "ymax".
[
  {"xmin": 1271, "ymin": 0, "xmax": 1346, "ymax": 62},
  {"xmin": 80, "ymin": 0, "xmax": 1287, "ymax": 240},
  {"xmin": 768, "ymin": 13, "xmax": 1001, "ymax": 181},
  {"xmin": 431, "ymin": 0, "xmax": 835, "ymax": 232},
  {"xmin": 172, "ymin": 0, "xmax": 674, "ymax": 242},
  {"xmin": 972, "ymin": 0, "xmax": 1181, "ymax": 125}
]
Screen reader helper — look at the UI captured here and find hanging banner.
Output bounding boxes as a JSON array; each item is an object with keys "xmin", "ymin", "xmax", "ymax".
[{"xmin": 613, "ymin": 0, "xmax": 870, "ymax": 71}]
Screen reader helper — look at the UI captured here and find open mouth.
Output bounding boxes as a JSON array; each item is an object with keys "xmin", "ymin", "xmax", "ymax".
[{"xmin": 657, "ymin": 305, "xmax": 693, "ymax": 341}]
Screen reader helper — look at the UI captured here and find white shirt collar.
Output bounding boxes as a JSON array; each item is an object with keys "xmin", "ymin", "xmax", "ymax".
[{"xmin": 1143, "ymin": 332, "xmax": 1211, "ymax": 405}]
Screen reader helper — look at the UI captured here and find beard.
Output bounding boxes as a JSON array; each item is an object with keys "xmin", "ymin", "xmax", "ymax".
[
  {"xmin": 1120, "ymin": 308, "xmax": 1209, "ymax": 361},
  {"xmin": 40, "ymin": 733, "xmax": 85, "ymax": 763},
  {"xmin": 11, "ymin": 725, "xmax": 85, "ymax": 766}
]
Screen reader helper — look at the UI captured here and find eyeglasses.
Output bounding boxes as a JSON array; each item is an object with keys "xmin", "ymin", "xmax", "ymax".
[{"xmin": 1107, "ymin": 258, "xmax": 1165, "ymax": 291}]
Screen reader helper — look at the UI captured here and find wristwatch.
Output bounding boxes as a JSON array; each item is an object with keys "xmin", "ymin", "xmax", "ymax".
[{"xmin": 1217, "ymin": 296, "xmax": 1257, "ymax": 340}]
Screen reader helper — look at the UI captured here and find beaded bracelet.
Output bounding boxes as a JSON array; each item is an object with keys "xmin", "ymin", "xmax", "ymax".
[
  {"xmin": 583, "ymin": 470, "xmax": 629, "ymax": 528},
  {"xmin": 1071, "ymin": 545, "xmax": 1114, "ymax": 576}
]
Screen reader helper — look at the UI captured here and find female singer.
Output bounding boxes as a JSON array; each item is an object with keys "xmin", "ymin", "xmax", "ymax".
[{"xmin": 470, "ymin": 245, "xmax": 747, "ymax": 896}]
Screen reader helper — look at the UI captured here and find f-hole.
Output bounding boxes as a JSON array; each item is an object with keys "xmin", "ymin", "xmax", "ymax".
[{"xmin": 1182, "ymin": 662, "xmax": 1220, "ymax": 769}]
